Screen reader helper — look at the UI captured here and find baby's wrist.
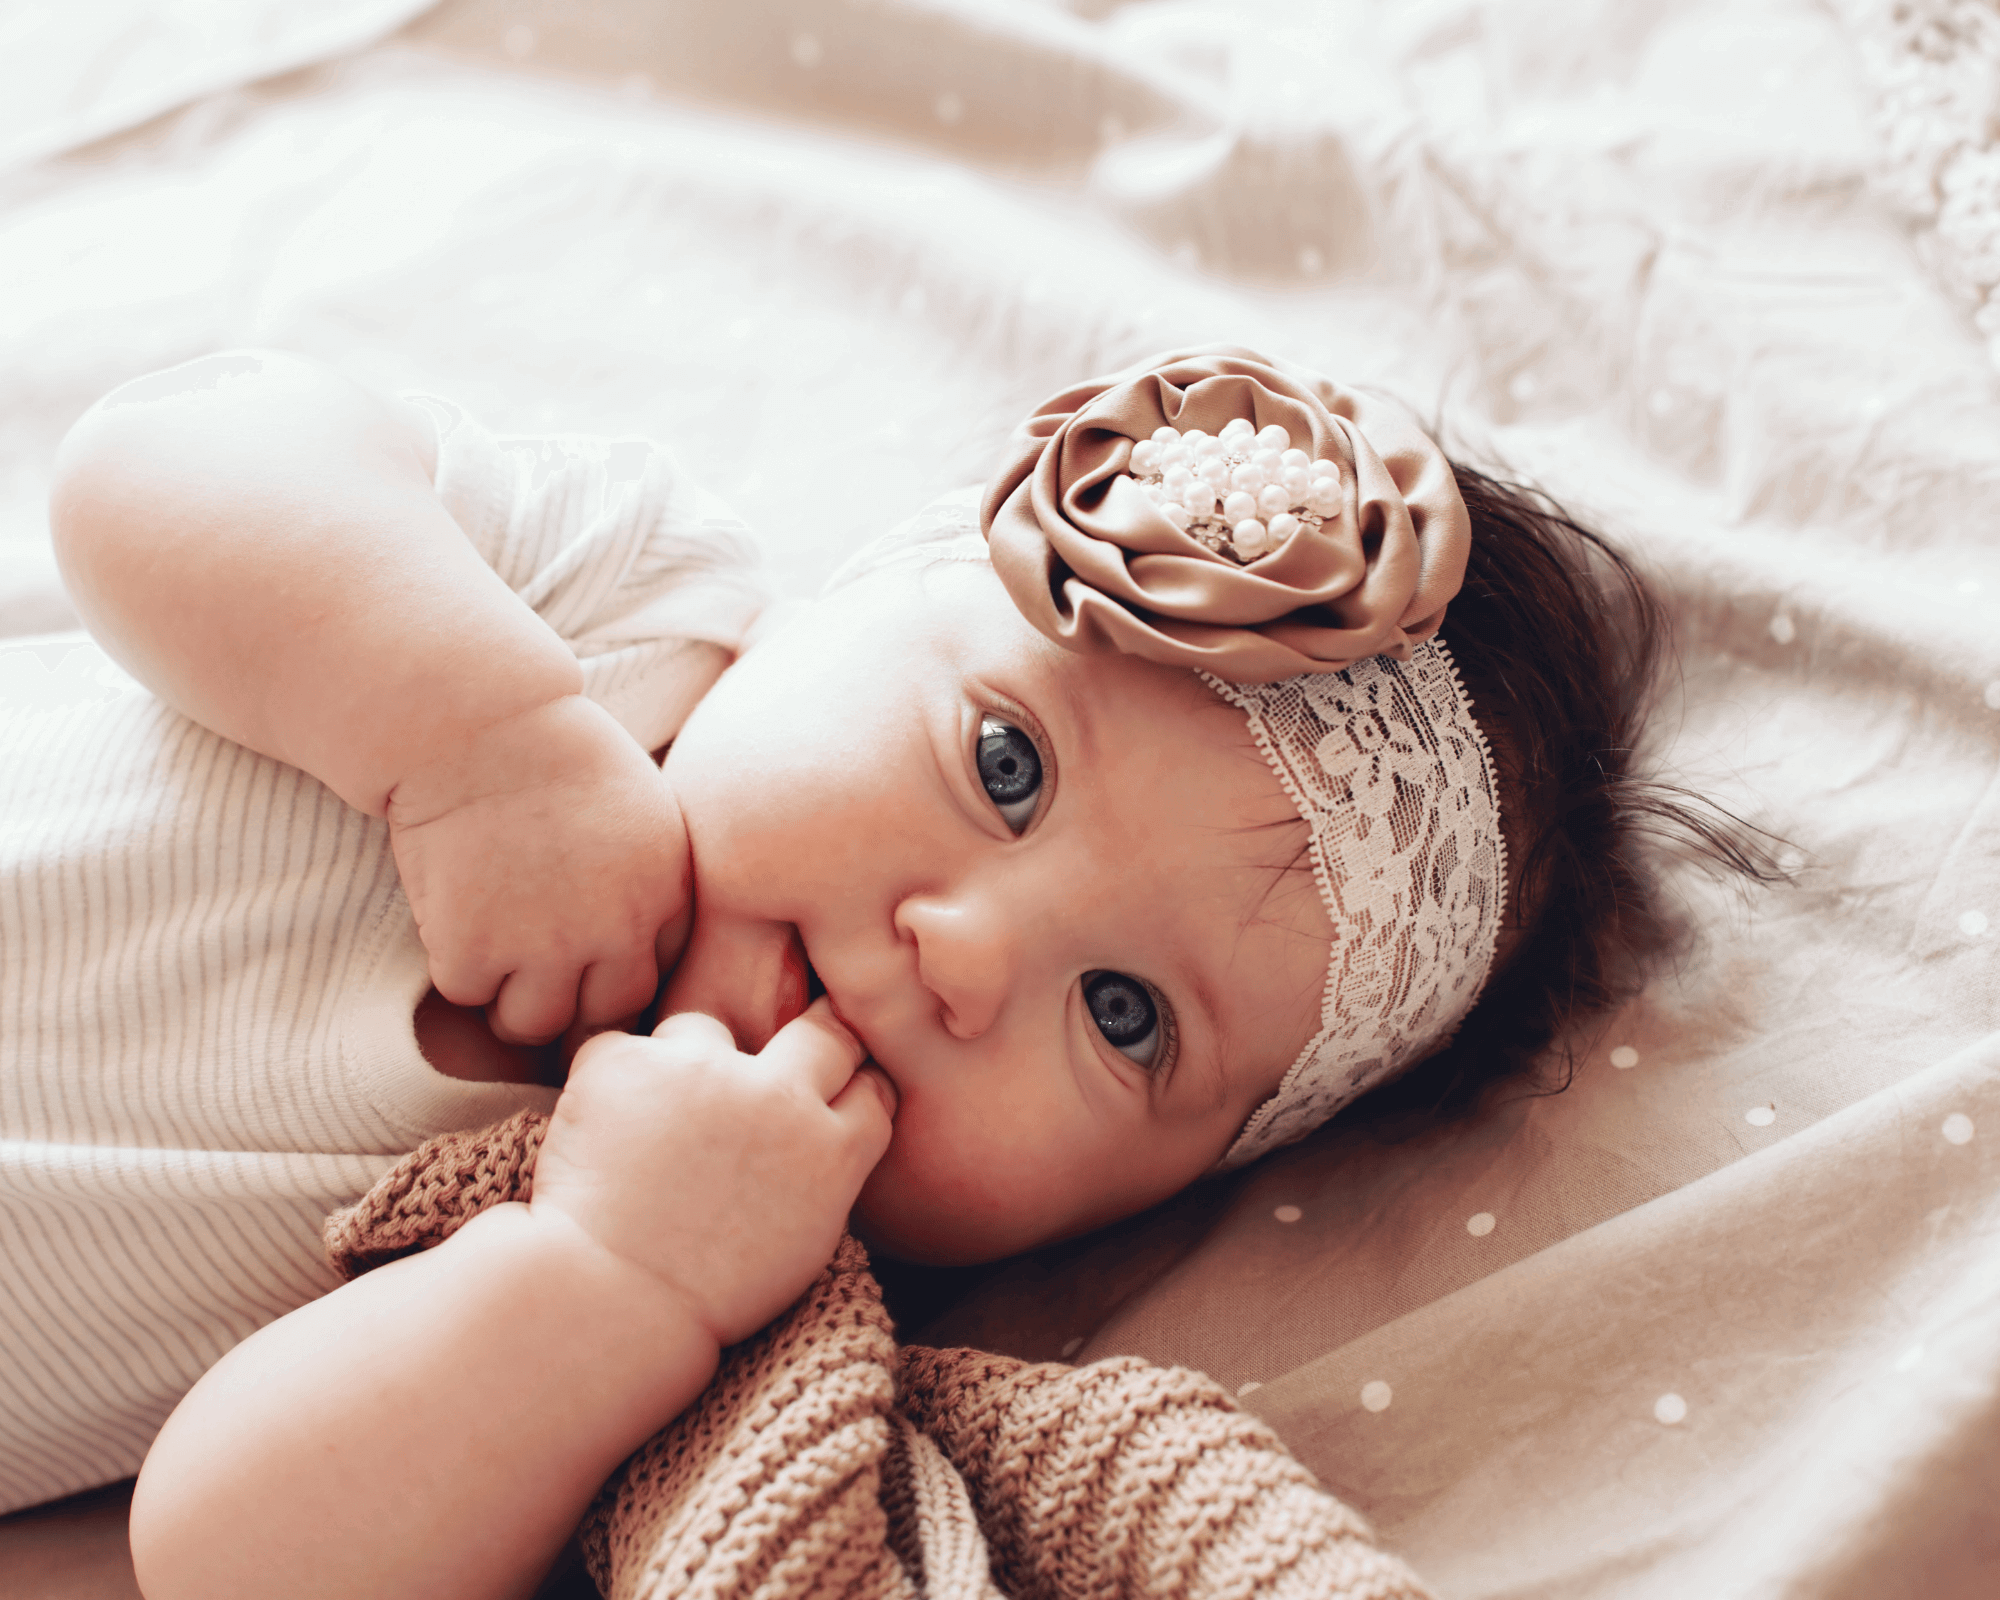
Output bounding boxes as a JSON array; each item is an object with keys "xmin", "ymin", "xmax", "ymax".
[
  {"xmin": 454, "ymin": 1201, "xmax": 723, "ymax": 1405},
  {"xmin": 388, "ymin": 692, "xmax": 656, "ymax": 828}
]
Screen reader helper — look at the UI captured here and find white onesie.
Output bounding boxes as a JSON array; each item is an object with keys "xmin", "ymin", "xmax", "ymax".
[{"xmin": 0, "ymin": 398, "xmax": 770, "ymax": 1513}]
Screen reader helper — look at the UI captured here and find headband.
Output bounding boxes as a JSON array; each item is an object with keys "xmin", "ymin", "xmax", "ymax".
[{"xmin": 979, "ymin": 346, "xmax": 1506, "ymax": 1165}]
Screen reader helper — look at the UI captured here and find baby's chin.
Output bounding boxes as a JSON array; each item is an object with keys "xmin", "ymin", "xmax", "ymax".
[{"xmin": 849, "ymin": 1145, "xmax": 1116, "ymax": 1268}]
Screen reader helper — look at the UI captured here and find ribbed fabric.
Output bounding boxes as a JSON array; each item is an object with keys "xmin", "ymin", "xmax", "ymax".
[{"xmin": 0, "ymin": 398, "xmax": 769, "ymax": 1513}]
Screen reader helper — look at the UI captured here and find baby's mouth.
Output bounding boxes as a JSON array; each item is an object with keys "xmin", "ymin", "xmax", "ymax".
[{"xmin": 774, "ymin": 924, "xmax": 827, "ymax": 1036}]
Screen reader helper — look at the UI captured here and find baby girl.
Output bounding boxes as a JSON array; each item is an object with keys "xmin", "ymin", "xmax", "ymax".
[{"xmin": 3, "ymin": 345, "xmax": 1693, "ymax": 1597}]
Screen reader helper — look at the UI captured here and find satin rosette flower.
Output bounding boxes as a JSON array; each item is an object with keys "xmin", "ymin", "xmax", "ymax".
[{"xmin": 978, "ymin": 345, "xmax": 1472, "ymax": 684}]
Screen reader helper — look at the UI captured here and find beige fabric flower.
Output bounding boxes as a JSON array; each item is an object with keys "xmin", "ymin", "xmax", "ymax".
[{"xmin": 980, "ymin": 345, "xmax": 1471, "ymax": 684}]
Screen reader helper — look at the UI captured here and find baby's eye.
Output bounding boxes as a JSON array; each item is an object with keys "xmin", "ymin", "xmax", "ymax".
[
  {"xmin": 977, "ymin": 716, "xmax": 1042, "ymax": 833},
  {"xmin": 1084, "ymin": 970, "xmax": 1162, "ymax": 1068}
]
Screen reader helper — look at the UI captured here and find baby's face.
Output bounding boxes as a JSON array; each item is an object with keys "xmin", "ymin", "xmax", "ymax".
[{"xmin": 660, "ymin": 558, "xmax": 1330, "ymax": 1264}]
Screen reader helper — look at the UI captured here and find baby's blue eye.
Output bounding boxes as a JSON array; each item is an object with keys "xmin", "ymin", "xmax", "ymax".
[
  {"xmin": 977, "ymin": 716, "xmax": 1041, "ymax": 833},
  {"xmin": 1085, "ymin": 970, "xmax": 1161, "ymax": 1067}
]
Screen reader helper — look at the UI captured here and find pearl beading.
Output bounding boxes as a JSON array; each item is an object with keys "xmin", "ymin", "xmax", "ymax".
[{"xmin": 1125, "ymin": 415, "xmax": 1342, "ymax": 564}]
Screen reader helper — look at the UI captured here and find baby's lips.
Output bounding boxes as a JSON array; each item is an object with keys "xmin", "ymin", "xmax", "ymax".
[{"xmin": 771, "ymin": 925, "xmax": 812, "ymax": 1038}]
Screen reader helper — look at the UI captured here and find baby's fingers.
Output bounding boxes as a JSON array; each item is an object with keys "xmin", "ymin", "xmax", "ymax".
[
  {"xmin": 486, "ymin": 966, "xmax": 579, "ymax": 1046},
  {"xmin": 575, "ymin": 948, "xmax": 660, "ymax": 1034},
  {"xmin": 759, "ymin": 997, "xmax": 869, "ymax": 1104}
]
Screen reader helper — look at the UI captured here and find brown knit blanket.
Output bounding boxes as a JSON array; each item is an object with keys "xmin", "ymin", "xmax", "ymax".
[{"xmin": 323, "ymin": 1109, "xmax": 1431, "ymax": 1600}]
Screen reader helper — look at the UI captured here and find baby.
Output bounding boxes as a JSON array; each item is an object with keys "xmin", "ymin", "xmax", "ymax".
[{"xmin": 4, "ymin": 345, "xmax": 1704, "ymax": 1597}]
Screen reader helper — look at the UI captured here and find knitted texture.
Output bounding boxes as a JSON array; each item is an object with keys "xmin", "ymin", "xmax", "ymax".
[
  {"xmin": 323, "ymin": 1113, "xmax": 1432, "ymax": 1600},
  {"xmin": 323, "ymin": 1106, "xmax": 549, "ymax": 1276}
]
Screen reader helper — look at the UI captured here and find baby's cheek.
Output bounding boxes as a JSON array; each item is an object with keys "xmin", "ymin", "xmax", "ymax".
[{"xmin": 851, "ymin": 1114, "xmax": 1050, "ymax": 1265}]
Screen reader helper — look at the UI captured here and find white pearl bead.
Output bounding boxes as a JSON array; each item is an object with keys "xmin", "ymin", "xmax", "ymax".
[
  {"xmin": 1181, "ymin": 482, "xmax": 1218, "ymax": 515},
  {"xmin": 1305, "ymin": 480, "xmax": 1342, "ymax": 516},
  {"xmin": 1160, "ymin": 441, "xmax": 1189, "ymax": 470},
  {"xmin": 1310, "ymin": 460, "xmax": 1340, "ymax": 486},
  {"xmin": 1250, "ymin": 448, "xmax": 1282, "ymax": 474},
  {"xmin": 1281, "ymin": 466, "xmax": 1311, "ymax": 499},
  {"xmin": 1163, "ymin": 464, "xmax": 1192, "ymax": 491},
  {"xmin": 1180, "ymin": 428, "xmax": 1210, "ymax": 449},
  {"xmin": 1267, "ymin": 511, "xmax": 1300, "ymax": 541},
  {"xmin": 1160, "ymin": 501, "xmax": 1192, "ymax": 531},
  {"xmin": 1195, "ymin": 435, "xmax": 1228, "ymax": 461},
  {"xmin": 1229, "ymin": 461, "xmax": 1267, "ymax": 493},
  {"xmin": 1222, "ymin": 489, "xmax": 1257, "ymax": 523},
  {"xmin": 1233, "ymin": 519, "xmax": 1271, "ymax": 557},
  {"xmin": 1151, "ymin": 425, "xmax": 1179, "ymax": 446},
  {"xmin": 1257, "ymin": 482, "xmax": 1289, "ymax": 516},
  {"xmin": 1129, "ymin": 440, "xmax": 1159, "ymax": 476},
  {"xmin": 1197, "ymin": 458, "xmax": 1231, "ymax": 488},
  {"xmin": 1256, "ymin": 424, "xmax": 1291, "ymax": 453},
  {"xmin": 1219, "ymin": 416, "xmax": 1256, "ymax": 442},
  {"xmin": 1280, "ymin": 448, "xmax": 1310, "ymax": 470}
]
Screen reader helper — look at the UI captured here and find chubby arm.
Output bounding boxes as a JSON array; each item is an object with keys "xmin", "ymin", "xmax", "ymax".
[
  {"xmin": 51, "ymin": 352, "xmax": 688, "ymax": 1042},
  {"xmin": 49, "ymin": 350, "xmax": 581, "ymax": 818},
  {"xmin": 130, "ymin": 1001, "xmax": 895, "ymax": 1600},
  {"xmin": 131, "ymin": 1202, "xmax": 717, "ymax": 1600}
]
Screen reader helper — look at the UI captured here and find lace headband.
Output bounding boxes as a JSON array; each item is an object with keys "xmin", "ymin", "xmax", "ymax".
[{"xmin": 978, "ymin": 346, "xmax": 1507, "ymax": 1166}]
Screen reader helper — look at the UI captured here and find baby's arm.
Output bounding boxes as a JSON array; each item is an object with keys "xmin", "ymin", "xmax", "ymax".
[
  {"xmin": 130, "ymin": 1001, "xmax": 894, "ymax": 1600},
  {"xmin": 49, "ymin": 352, "xmax": 685, "ymax": 1041}
]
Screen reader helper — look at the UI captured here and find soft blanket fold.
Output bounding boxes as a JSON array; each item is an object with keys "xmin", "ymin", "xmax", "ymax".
[{"xmin": 322, "ymin": 1108, "xmax": 1431, "ymax": 1600}]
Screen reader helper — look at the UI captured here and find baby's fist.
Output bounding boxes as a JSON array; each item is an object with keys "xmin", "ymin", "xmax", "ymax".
[{"xmin": 529, "ymin": 1000, "xmax": 895, "ymax": 1345}]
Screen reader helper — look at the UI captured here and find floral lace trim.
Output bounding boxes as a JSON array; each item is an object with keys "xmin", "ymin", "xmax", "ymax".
[{"xmin": 1207, "ymin": 643, "xmax": 1506, "ymax": 1167}]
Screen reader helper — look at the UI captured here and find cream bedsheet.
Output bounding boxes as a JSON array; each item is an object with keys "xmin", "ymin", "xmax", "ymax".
[{"xmin": 1, "ymin": 1, "xmax": 1996, "ymax": 1596}]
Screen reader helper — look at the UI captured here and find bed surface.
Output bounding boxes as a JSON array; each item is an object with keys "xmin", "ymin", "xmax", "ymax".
[{"xmin": 2, "ymin": 1, "xmax": 1996, "ymax": 1596}]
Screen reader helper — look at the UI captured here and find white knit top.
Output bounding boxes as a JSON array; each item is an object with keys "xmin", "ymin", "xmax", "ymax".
[{"xmin": 0, "ymin": 398, "xmax": 769, "ymax": 1513}]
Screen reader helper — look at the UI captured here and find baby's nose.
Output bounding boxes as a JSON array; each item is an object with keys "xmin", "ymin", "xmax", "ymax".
[{"xmin": 892, "ymin": 894, "xmax": 1015, "ymax": 1040}]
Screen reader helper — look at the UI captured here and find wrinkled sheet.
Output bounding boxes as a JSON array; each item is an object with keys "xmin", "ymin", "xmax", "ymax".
[{"xmin": 1, "ymin": 1, "xmax": 1997, "ymax": 1596}]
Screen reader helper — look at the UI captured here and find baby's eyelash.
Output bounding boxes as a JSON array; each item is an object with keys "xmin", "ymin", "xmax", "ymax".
[{"xmin": 1148, "ymin": 984, "xmax": 1182, "ymax": 1084}]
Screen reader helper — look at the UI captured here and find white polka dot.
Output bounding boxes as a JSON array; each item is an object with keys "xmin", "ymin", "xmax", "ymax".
[
  {"xmin": 1466, "ymin": 1212, "xmax": 1496, "ymax": 1237},
  {"xmin": 1059, "ymin": 1336, "xmax": 1083, "ymax": 1358},
  {"xmin": 501, "ymin": 23, "xmax": 537, "ymax": 59},
  {"xmin": 1769, "ymin": 613, "xmax": 1796, "ymax": 645},
  {"xmin": 935, "ymin": 91, "xmax": 963, "ymax": 124},
  {"xmin": 1610, "ymin": 1045, "xmax": 1640, "ymax": 1070},
  {"xmin": 1943, "ymin": 1113, "xmax": 1975, "ymax": 1145},
  {"xmin": 791, "ymin": 33, "xmax": 821, "ymax": 67},
  {"xmin": 1361, "ymin": 1380, "xmax": 1393, "ymax": 1412},
  {"xmin": 1236, "ymin": 1380, "xmax": 1262, "ymax": 1397},
  {"xmin": 1985, "ymin": 681, "xmax": 2000, "ymax": 711},
  {"xmin": 1894, "ymin": 1343, "xmax": 1924, "ymax": 1373},
  {"xmin": 1654, "ymin": 1392, "xmax": 1687, "ymax": 1425},
  {"xmin": 1960, "ymin": 910, "xmax": 1989, "ymax": 937},
  {"xmin": 1746, "ymin": 1105, "xmax": 1776, "ymax": 1127},
  {"xmin": 1273, "ymin": 1204, "xmax": 1303, "ymax": 1224}
]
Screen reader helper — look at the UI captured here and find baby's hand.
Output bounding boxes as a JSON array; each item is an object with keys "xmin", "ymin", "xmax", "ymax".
[
  {"xmin": 530, "ymin": 1000, "xmax": 896, "ymax": 1345},
  {"xmin": 387, "ymin": 694, "xmax": 690, "ymax": 1045}
]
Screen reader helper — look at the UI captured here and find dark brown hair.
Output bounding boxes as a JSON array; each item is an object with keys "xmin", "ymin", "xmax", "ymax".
[{"xmin": 1352, "ymin": 463, "xmax": 1784, "ymax": 1126}]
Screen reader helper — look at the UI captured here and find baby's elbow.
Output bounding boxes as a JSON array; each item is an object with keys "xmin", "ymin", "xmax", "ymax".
[
  {"xmin": 128, "ymin": 1440, "xmax": 212, "ymax": 1600},
  {"xmin": 127, "ymin": 1395, "xmax": 274, "ymax": 1600}
]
